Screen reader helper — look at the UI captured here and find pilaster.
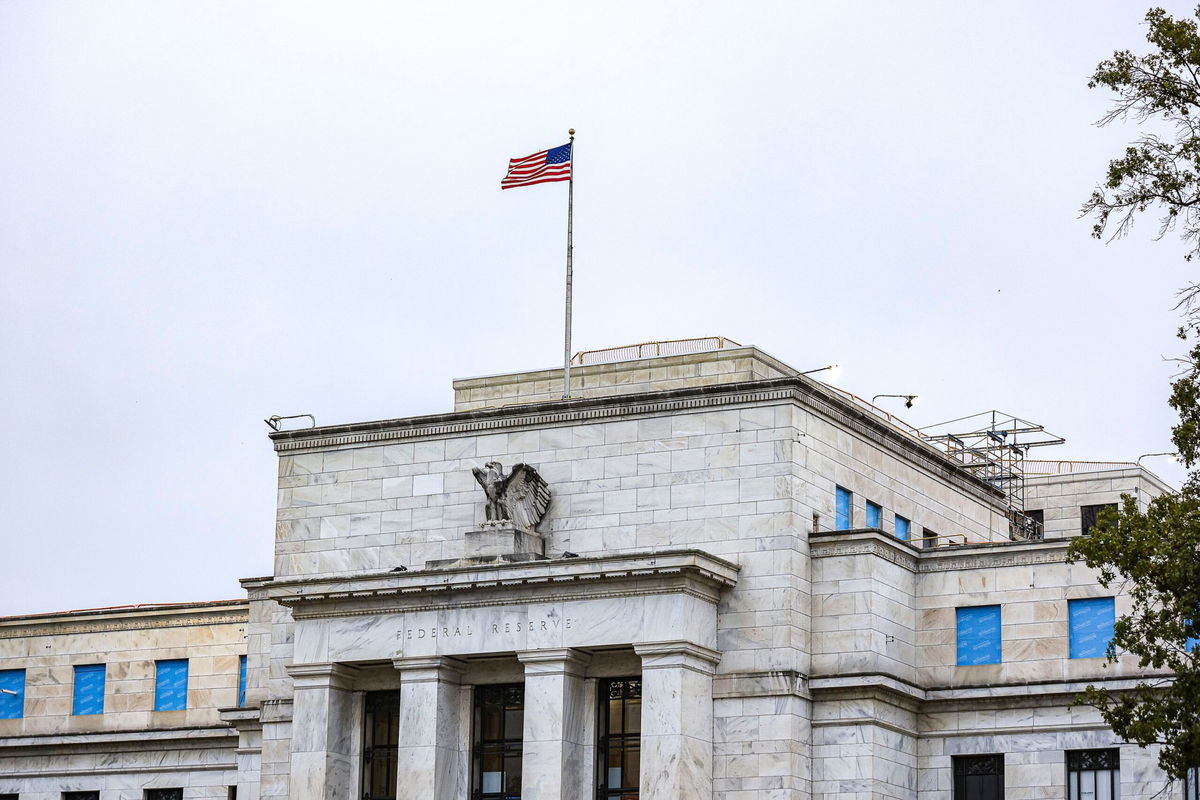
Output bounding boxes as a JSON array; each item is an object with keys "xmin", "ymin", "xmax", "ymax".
[
  {"xmin": 285, "ymin": 663, "xmax": 360, "ymax": 800},
  {"xmin": 393, "ymin": 656, "xmax": 469, "ymax": 800},
  {"xmin": 517, "ymin": 648, "xmax": 594, "ymax": 800},
  {"xmin": 633, "ymin": 641, "xmax": 721, "ymax": 800}
]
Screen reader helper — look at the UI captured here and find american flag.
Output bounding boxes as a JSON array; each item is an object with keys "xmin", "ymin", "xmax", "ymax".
[{"xmin": 501, "ymin": 143, "xmax": 572, "ymax": 190}]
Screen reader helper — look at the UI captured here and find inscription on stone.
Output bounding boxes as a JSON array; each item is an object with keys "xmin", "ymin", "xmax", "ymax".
[{"xmin": 399, "ymin": 614, "xmax": 576, "ymax": 641}]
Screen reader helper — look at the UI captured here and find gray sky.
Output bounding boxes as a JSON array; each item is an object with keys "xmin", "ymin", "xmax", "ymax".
[{"xmin": 1, "ymin": 1, "xmax": 1193, "ymax": 615}]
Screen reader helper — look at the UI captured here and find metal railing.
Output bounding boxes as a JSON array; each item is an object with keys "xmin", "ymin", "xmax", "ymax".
[
  {"xmin": 1023, "ymin": 459, "xmax": 1137, "ymax": 475},
  {"xmin": 570, "ymin": 336, "xmax": 741, "ymax": 366}
]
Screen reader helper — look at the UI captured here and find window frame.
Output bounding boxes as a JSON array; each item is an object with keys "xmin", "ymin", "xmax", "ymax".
[
  {"xmin": 597, "ymin": 677, "xmax": 642, "ymax": 800},
  {"xmin": 952, "ymin": 753, "xmax": 1004, "ymax": 800},
  {"xmin": 1081, "ymin": 503, "xmax": 1118, "ymax": 536},
  {"xmin": 72, "ymin": 664, "xmax": 106, "ymax": 716},
  {"xmin": 0, "ymin": 669, "xmax": 25, "ymax": 719},
  {"xmin": 1066, "ymin": 748, "xmax": 1120, "ymax": 800},
  {"xmin": 835, "ymin": 486, "xmax": 853, "ymax": 530},
  {"xmin": 1068, "ymin": 597, "xmax": 1116, "ymax": 660},
  {"xmin": 153, "ymin": 659, "xmax": 189, "ymax": 712},
  {"xmin": 865, "ymin": 500, "xmax": 882, "ymax": 529},
  {"xmin": 956, "ymin": 605, "xmax": 1003, "ymax": 666},
  {"xmin": 471, "ymin": 683, "xmax": 525, "ymax": 800},
  {"xmin": 361, "ymin": 690, "xmax": 400, "ymax": 800}
]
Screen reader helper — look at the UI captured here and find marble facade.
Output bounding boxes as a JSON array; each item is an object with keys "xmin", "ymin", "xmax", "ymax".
[{"xmin": 0, "ymin": 340, "xmax": 1190, "ymax": 799}]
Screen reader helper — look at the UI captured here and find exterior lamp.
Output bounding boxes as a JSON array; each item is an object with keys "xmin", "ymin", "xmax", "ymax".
[
  {"xmin": 872, "ymin": 394, "xmax": 919, "ymax": 409},
  {"xmin": 1136, "ymin": 452, "xmax": 1178, "ymax": 466},
  {"xmin": 800, "ymin": 364, "xmax": 840, "ymax": 380}
]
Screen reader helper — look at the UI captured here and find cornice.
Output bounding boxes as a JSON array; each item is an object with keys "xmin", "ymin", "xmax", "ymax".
[
  {"xmin": 0, "ymin": 606, "xmax": 249, "ymax": 640},
  {"xmin": 268, "ymin": 377, "xmax": 1004, "ymax": 505},
  {"xmin": 267, "ymin": 549, "xmax": 740, "ymax": 619},
  {"xmin": 810, "ymin": 530, "xmax": 1072, "ymax": 573}
]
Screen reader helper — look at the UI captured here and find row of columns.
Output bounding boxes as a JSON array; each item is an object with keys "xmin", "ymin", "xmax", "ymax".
[{"xmin": 287, "ymin": 641, "xmax": 719, "ymax": 800}]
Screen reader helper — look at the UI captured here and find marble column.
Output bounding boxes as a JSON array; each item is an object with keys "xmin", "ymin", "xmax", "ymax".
[
  {"xmin": 633, "ymin": 641, "xmax": 721, "ymax": 800},
  {"xmin": 393, "ymin": 656, "xmax": 468, "ymax": 800},
  {"xmin": 285, "ymin": 663, "xmax": 360, "ymax": 800},
  {"xmin": 517, "ymin": 648, "xmax": 594, "ymax": 800}
]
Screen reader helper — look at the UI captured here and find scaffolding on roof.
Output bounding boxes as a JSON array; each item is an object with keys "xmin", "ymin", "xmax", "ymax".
[{"xmin": 918, "ymin": 411, "xmax": 1065, "ymax": 541}]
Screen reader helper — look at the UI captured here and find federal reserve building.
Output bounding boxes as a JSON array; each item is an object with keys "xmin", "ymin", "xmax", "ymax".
[{"xmin": 0, "ymin": 337, "xmax": 1194, "ymax": 800}]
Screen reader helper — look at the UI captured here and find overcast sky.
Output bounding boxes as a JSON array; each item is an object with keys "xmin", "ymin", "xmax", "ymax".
[{"xmin": 1, "ymin": 1, "xmax": 1194, "ymax": 615}]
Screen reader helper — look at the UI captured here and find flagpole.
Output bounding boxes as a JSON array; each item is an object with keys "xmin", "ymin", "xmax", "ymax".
[{"xmin": 563, "ymin": 128, "xmax": 575, "ymax": 400}]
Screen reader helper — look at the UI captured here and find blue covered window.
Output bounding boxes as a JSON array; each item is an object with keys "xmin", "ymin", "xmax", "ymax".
[
  {"xmin": 895, "ymin": 515, "xmax": 910, "ymax": 541},
  {"xmin": 956, "ymin": 605, "xmax": 1002, "ymax": 665},
  {"xmin": 238, "ymin": 655, "xmax": 247, "ymax": 707},
  {"xmin": 835, "ymin": 486, "xmax": 852, "ymax": 530},
  {"xmin": 865, "ymin": 501, "xmax": 882, "ymax": 529},
  {"xmin": 1069, "ymin": 598, "xmax": 1116, "ymax": 659},
  {"xmin": 0, "ymin": 669, "xmax": 24, "ymax": 719},
  {"xmin": 73, "ymin": 664, "xmax": 106, "ymax": 715},
  {"xmin": 154, "ymin": 659, "xmax": 189, "ymax": 711}
]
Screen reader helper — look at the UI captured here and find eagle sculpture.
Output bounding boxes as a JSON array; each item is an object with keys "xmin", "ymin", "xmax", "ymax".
[{"xmin": 470, "ymin": 462, "xmax": 552, "ymax": 531}]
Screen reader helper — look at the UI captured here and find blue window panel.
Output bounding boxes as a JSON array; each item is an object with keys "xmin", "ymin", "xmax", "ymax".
[
  {"xmin": 154, "ymin": 659, "xmax": 189, "ymax": 711},
  {"xmin": 956, "ymin": 605, "xmax": 1002, "ymax": 665},
  {"xmin": 835, "ymin": 487, "xmax": 852, "ymax": 530},
  {"xmin": 1069, "ymin": 597, "xmax": 1116, "ymax": 659},
  {"xmin": 72, "ymin": 664, "xmax": 105, "ymax": 716},
  {"xmin": 895, "ymin": 516, "xmax": 910, "ymax": 541},
  {"xmin": 0, "ymin": 669, "xmax": 24, "ymax": 719},
  {"xmin": 865, "ymin": 501, "xmax": 882, "ymax": 529},
  {"xmin": 238, "ymin": 655, "xmax": 247, "ymax": 707}
]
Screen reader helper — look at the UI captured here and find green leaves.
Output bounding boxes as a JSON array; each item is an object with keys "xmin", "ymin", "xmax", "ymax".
[
  {"xmin": 1067, "ymin": 487, "xmax": 1200, "ymax": 779},
  {"xmin": 1084, "ymin": 7, "xmax": 1200, "ymax": 260}
]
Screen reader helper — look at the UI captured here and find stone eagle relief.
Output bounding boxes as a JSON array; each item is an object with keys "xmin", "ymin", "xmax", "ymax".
[{"xmin": 470, "ymin": 461, "xmax": 551, "ymax": 531}]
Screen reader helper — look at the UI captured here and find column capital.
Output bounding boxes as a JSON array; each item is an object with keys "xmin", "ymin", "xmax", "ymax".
[
  {"xmin": 285, "ymin": 662, "xmax": 359, "ymax": 690},
  {"xmin": 393, "ymin": 655, "xmax": 466, "ymax": 683},
  {"xmin": 633, "ymin": 640, "xmax": 721, "ymax": 675},
  {"xmin": 516, "ymin": 648, "xmax": 591, "ymax": 676}
]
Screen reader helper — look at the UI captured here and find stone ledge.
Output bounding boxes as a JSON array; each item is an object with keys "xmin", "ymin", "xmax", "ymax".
[
  {"xmin": 267, "ymin": 549, "xmax": 739, "ymax": 618},
  {"xmin": 810, "ymin": 529, "xmax": 1073, "ymax": 573},
  {"xmin": 0, "ymin": 724, "xmax": 236, "ymax": 751}
]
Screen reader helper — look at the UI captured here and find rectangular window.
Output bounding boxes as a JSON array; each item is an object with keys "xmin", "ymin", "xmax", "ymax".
[
  {"xmin": 835, "ymin": 486, "xmax": 852, "ymax": 530},
  {"xmin": 598, "ymin": 678, "xmax": 641, "ymax": 800},
  {"xmin": 72, "ymin": 664, "xmax": 105, "ymax": 716},
  {"xmin": 953, "ymin": 754, "xmax": 1004, "ymax": 800},
  {"xmin": 237, "ymin": 655, "xmax": 247, "ymax": 707},
  {"xmin": 0, "ymin": 669, "xmax": 25, "ymax": 719},
  {"xmin": 63, "ymin": 793, "xmax": 100, "ymax": 800},
  {"xmin": 229, "ymin": 788, "xmax": 238, "ymax": 800},
  {"xmin": 154, "ymin": 660, "xmax": 188, "ymax": 711},
  {"xmin": 895, "ymin": 515, "xmax": 910, "ymax": 541},
  {"xmin": 1081, "ymin": 503, "xmax": 1118, "ymax": 536},
  {"xmin": 1069, "ymin": 598, "xmax": 1116, "ymax": 659},
  {"xmin": 1185, "ymin": 766, "xmax": 1198, "ymax": 800},
  {"xmin": 865, "ymin": 501, "xmax": 882, "ymax": 529},
  {"xmin": 1067, "ymin": 748, "xmax": 1120, "ymax": 800},
  {"xmin": 956, "ymin": 605, "xmax": 1002, "ymax": 666},
  {"xmin": 472, "ymin": 684, "xmax": 524, "ymax": 800},
  {"xmin": 361, "ymin": 690, "xmax": 399, "ymax": 800},
  {"xmin": 145, "ymin": 791, "xmax": 183, "ymax": 800}
]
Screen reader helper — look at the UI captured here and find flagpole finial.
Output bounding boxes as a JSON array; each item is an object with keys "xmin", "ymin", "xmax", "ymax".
[{"xmin": 569, "ymin": 128, "xmax": 575, "ymax": 136}]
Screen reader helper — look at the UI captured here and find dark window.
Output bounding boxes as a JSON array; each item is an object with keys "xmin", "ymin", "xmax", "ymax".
[
  {"xmin": 229, "ymin": 788, "xmax": 238, "ymax": 800},
  {"xmin": 362, "ymin": 691, "xmax": 400, "ymax": 800},
  {"xmin": 597, "ymin": 678, "xmax": 641, "ymax": 800},
  {"xmin": 1067, "ymin": 749, "xmax": 1120, "ymax": 800},
  {"xmin": 953, "ymin": 754, "xmax": 1004, "ymax": 800},
  {"xmin": 472, "ymin": 684, "xmax": 524, "ymax": 800},
  {"xmin": 1081, "ymin": 503, "xmax": 1118, "ymax": 536},
  {"xmin": 0, "ymin": 794, "xmax": 16, "ymax": 800},
  {"xmin": 145, "ymin": 791, "xmax": 184, "ymax": 800},
  {"xmin": 63, "ymin": 794, "xmax": 99, "ymax": 800}
]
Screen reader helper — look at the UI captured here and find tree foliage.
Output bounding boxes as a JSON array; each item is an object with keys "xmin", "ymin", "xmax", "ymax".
[
  {"xmin": 1067, "ymin": 321, "xmax": 1200, "ymax": 781},
  {"xmin": 1083, "ymin": 7, "xmax": 1200, "ymax": 258}
]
